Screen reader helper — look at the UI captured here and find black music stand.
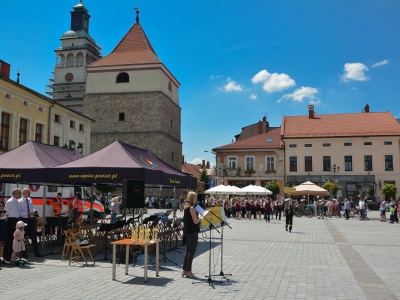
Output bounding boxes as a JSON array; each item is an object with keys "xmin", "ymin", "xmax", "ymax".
[
  {"xmin": 205, "ymin": 208, "xmax": 232, "ymax": 281},
  {"xmin": 46, "ymin": 217, "xmax": 60, "ymax": 255},
  {"xmin": 158, "ymin": 217, "xmax": 177, "ymax": 265},
  {"xmin": 58, "ymin": 216, "xmax": 69, "ymax": 245},
  {"xmin": 95, "ymin": 223, "xmax": 114, "ymax": 260},
  {"xmin": 192, "ymin": 208, "xmax": 221, "ymax": 289},
  {"xmin": 164, "ymin": 209, "xmax": 173, "ymax": 217}
]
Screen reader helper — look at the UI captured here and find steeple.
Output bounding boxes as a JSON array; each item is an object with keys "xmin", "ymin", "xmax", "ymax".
[
  {"xmin": 71, "ymin": 0, "xmax": 90, "ymax": 33},
  {"xmin": 134, "ymin": 7, "xmax": 140, "ymax": 24}
]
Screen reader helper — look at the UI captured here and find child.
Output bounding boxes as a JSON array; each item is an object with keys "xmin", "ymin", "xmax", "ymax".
[
  {"xmin": 11, "ymin": 221, "xmax": 27, "ymax": 262},
  {"xmin": 389, "ymin": 205, "xmax": 395, "ymax": 223}
]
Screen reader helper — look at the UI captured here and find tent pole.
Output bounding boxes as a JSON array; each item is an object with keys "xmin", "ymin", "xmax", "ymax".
[
  {"xmin": 90, "ymin": 184, "xmax": 94, "ymax": 225},
  {"xmin": 41, "ymin": 183, "xmax": 47, "ymax": 254}
]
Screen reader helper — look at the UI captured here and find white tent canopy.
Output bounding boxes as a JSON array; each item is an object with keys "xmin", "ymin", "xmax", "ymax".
[
  {"xmin": 204, "ymin": 184, "xmax": 238, "ymax": 194},
  {"xmin": 291, "ymin": 181, "xmax": 329, "ymax": 203},
  {"xmin": 236, "ymin": 184, "xmax": 273, "ymax": 195}
]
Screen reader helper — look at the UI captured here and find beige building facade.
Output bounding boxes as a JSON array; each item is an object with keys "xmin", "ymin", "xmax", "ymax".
[
  {"xmin": 282, "ymin": 105, "xmax": 400, "ymax": 200},
  {"xmin": 0, "ymin": 60, "xmax": 93, "ymax": 155}
]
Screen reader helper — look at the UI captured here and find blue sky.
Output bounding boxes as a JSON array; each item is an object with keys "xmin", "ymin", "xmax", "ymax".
[{"xmin": 2, "ymin": 0, "xmax": 400, "ymax": 167}]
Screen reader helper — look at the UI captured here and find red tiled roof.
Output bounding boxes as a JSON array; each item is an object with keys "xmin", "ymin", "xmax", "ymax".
[
  {"xmin": 88, "ymin": 23, "xmax": 161, "ymax": 68},
  {"xmin": 213, "ymin": 127, "xmax": 283, "ymax": 150},
  {"xmin": 283, "ymin": 112, "xmax": 400, "ymax": 138},
  {"xmin": 182, "ymin": 163, "xmax": 211, "ymax": 179}
]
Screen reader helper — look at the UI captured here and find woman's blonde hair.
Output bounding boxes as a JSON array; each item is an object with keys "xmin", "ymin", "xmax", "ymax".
[{"xmin": 184, "ymin": 191, "xmax": 197, "ymax": 209}]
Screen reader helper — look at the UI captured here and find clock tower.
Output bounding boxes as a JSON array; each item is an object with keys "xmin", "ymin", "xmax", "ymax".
[{"xmin": 47, "ymin": 0, "xmax": 101, "ymax": 112}]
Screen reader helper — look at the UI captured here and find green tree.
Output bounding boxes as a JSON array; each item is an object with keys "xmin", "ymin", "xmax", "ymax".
[
  {"xmin": 322, "ymin": 182, "xmax": 340, "ymax": 197},
  {"xmin": 265, "ymin": 180, "xmax": 280, "ymax": 199},
  {"xmin": 381, "ymin": 183, "xmax": 397, "ymax": 197},
  {"xmin": 95, "ymin": 184, "xmax": 118, "ymax": 195},
  {"xmin": 199, "ymin": 168, "xmax": 210, "ymax": 190}
]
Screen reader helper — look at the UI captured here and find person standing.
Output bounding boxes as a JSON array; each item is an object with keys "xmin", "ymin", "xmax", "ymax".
[
  {"xmin": 18, "ymin": 188, "xmax": 43, "ymax": 257},
  {"xmin": 275, "ymin": 198, "xmax": 282, "ymax": 220},
  {"xmin": 10, "ymin": 221, "xmax": 27, "ymax": 263},
  {"xmin": 359, "ymin": 197, "xmax": 366, "ymax": 220},
  {"xmin": 313, "ymin": 199, "xmax": 318, "ymax": 218},
  {"xmin": 171, "ymin": 197, "xmax": 178, "ymax": 218},
  {"xmin": 317, "ymin": 199, "xmax": 325, "ymax": 219},
  {"xmin": 380, "ymin": 198, "xmax": 387, "ymax": 222},
  {"xmin": 3, "ymin": 188, "xmax": 21, "ymax": 261},
  {"xmin": 325, "ymin": 198, "xmax": 333, "ymax": 218},
  {"xmin": 0, "ymin": 200, "xmax": 8, "ymax": 262},
  {"xmin": 285, "ymin": 201, "xmax": 294, "ymax": 233},
  {"xmin": 182, "ymin": 191, "xmax": 201, "ymax": 279},
  {"xmin": 264, "ymin": 198, "xmax": 272, "ymax": 223},
  {"xmin": 110, "ymin": 196, "xmax": 122, "ymax": 224},
  {"xmin": 344, "ymin": 198, "xmax": 350, "ymax": 220},
  {"xmin": 178, "ymin": 196, "xmax": 184, "ymax": 212}
]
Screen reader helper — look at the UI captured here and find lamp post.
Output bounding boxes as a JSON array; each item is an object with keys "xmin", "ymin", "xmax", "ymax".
[
  {"xmin": 77, "ymin": 143, "xmax": 83, "ymax": 154},
  {"xmin": 329, "ymin": 164, "xmax": 340, "ymax": 184},
  {"xmin": 219, "ymin": 165, "xmax": 227, "ymax": 185}
]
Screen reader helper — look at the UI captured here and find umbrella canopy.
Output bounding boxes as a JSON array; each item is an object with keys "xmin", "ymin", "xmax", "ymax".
[
  {"xmin": 46, "ymin": 140, "xmax": 196, "ymax": 188},
  {"xmin": 204, "ymin": 184, "xmax": 235, "ymax": 194},
  {"xmin": 237, "ymin": 185, "xmax": 273, "ymax": 195},
  {"xmin": 292, "ymin": 181, "xmax": 329, "ymax": 196},
  {"xmin": 0, "ymin": 141, "xmax": 83, "ymax": 183}
]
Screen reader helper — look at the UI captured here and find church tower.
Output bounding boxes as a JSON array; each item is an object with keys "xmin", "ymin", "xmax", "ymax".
[
  {"xmin": 47, "ymin": 0, "xmax": 101, "ymax": 112},
  {"xmin": 83, "ymin": 10, "xmax": 182, "ymax": 170}
]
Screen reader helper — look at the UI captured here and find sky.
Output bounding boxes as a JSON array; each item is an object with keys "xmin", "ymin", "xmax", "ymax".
[{"xmin": 1, "ymin": 0, "xmax": 400, "ymax": 167}]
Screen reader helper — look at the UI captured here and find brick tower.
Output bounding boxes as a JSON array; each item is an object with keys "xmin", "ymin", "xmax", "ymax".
[{"xmin": 83, "ymin": 10, "xmax": 182, "ymax": 170}]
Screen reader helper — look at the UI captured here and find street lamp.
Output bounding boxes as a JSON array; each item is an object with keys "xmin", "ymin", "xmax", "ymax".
[
  {"xmin": 219, "ymin": 165, "xmax": 227, "ymax": 184},
  {"xmin": 329, "ymin": 164, "xmax": 340, "ymax": 184},
  {"xmin": 69, "ymin": 140, "xmax": 76, "ymax": 150},
  {"xmin": 77, "ymin": 143, "xmax": 83, "ymax": 153}
]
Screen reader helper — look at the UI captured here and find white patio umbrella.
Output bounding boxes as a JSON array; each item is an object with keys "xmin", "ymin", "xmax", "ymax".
[
  {"xmin": 291, "ymin": 181, "xmax": 329, "ymax": 203},
  {"xmin": 237, "ymin": 184, "xmax": 273, "ymax": 195},
  {"xmin": 204, "ymin": 184, "xmax": 235, "ymax": 194}
]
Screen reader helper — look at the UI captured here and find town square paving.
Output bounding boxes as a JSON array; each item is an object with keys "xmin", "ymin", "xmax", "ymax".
[{"xmin": 1, "ymin": 210, "xmax": 399, "ymax": 300}]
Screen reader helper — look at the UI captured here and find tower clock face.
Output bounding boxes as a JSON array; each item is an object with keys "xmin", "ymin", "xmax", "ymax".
[{"xmin": 65, "ymin": 73, "xmax": 74, "ymax": 82}]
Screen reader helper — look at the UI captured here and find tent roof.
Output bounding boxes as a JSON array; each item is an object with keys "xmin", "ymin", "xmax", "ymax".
[{"xmin": 0, "ymin": 141, "xmax": 83, "ymax": 169}]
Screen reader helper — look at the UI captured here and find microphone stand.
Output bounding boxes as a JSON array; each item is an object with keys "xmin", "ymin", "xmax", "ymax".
[
  {"xmin": 204, "ymin": 208, "xmax": 232, "ymax": 281},
  {"xmin": 192, "ymin": 207, "xmax": 221, "ymax": 289}
]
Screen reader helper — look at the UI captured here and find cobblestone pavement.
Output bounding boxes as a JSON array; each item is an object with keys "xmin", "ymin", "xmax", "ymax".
[{"xmin": 1, "ymin": 210, "xmax": 399, "ymax": 300}]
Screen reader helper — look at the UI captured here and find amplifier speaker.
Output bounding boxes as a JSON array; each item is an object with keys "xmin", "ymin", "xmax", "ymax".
[{"xmin": 122, "ymin": 179, "xmax": 145, "ymax": 208}]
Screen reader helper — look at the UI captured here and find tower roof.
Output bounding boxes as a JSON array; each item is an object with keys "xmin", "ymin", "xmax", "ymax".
[{"xmin": 88, "ymin": 22, "xmax": 161, "ymax": 68}]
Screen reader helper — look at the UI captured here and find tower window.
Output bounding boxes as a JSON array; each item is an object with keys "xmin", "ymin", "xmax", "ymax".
[
  {"xmin": 168, "ymin": 81, "xmax": 172, "ymax": 92},
  {"xmin": 119, "ymin": 113, "xmax": 125, "ymax": 121},
  {"xmin": 116, "ymin": 72, "xmax": 129, "ymax": 83},
  {"xmin": 170, "ymin": 119, "xmax": 173, "ymax": 127}
]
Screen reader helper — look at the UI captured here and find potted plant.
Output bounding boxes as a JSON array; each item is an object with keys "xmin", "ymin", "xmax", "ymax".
[
  {"xmin": 244, "ymin": 169, "xmax": 255, "ymax": 177},
  {"xmin": 236, "ymin": 167, "xmax": 241, "ymax": 177}
]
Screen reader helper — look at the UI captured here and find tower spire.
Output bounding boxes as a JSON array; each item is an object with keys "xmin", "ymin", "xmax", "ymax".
[
  {"xmin": 134, "ymin": 7, "xmax": 139, "ymax": 24},
  {"xmin": 17, "ymin": 68, "xmax": 20, "ymax": 84}
]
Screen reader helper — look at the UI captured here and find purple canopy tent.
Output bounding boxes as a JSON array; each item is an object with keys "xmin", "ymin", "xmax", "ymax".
[
  {"xmin": 46, "ymin": 141, "xmax": 197, "ymax": 188},
  {"xmin": 0, "ymin": 140, "xmax": 83, "ymax": 183}
]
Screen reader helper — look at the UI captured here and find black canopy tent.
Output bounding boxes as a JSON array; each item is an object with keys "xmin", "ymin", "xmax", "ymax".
[{"xmin": 46, "ymin": 140, "xmax": 197, "ymax": 188}]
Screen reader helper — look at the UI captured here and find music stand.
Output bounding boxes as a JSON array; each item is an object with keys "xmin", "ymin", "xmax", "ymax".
[
  {"xmin": 158, "ymin": 217, "xmax": 177, "ymax": 265},
  {"xmin": 46, "ymin": 217, "xmax": 60, "ymax": 255},
  {"xmin": 95, "ymin": 223, "xmax": 114, "ymax": 260},
  {"xmin": 164, "ymin": 209, "xmax": 173, "ymax": 217}
]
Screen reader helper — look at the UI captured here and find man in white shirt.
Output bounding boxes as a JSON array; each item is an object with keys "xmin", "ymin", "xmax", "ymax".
[
  {"xmin": 3, "ymin": 188, "xmax": 21, "ymax": 261},
  {"xmin": 18, "ymin": 188, "xmax": 43, "ymax": 257}
]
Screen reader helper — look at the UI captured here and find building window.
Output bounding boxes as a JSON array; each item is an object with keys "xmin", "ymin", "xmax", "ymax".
[
  {"xmin": 35, "ymin": 123, "xmax": 43, "ymax": 143},
  {"xmin": 323, "ymin": 143, "xmax": 331, "ymax": 147},
  {"xmin": 344, "ymin": 156, "xmax": 353, "ymax": 171},
  {"xmin": 304, "ymin": 156, "xmax": 312, "ymax": 172},
  {"xmin": 38, "ymin": 107, "xmax": 43, "ymax": 113},
  {"xmin": 289, "ymin": 157, "xmax": 297, "ymax": 172},
  {"xmin": 289, "ymin": 144, "xmax": 297, "ymax": 148},
  {"xmin": 227, "ymin": 156, "xmax": 237, "ymax": 169},
  {"xmin": 54, "ymin": 114, "xmax": 60, "ymax": 123},
  {"xmin": 70, "ymin": 120, "xmax": 75, "ymax": 129},
  {"xmin": 385, "ymin": 155, "xmax": 393, "ymax": 171},
  {"xmin": 323, "ymin": 156, "xmax": 331, "ymax": 171},
  {"xmin": 19, "ymin": 118, "xmax": 28, "ymax": 146},
  {"xmin": 344, "ymin": 143, "xmax": 352, "ymax": 146},
  {"xmin": 116, "ymin": 72, "xmax": 129, "ymax": 83},
  {"xmin": 0, "ymin": 112, "xmax": 10, "ymax": 150},
  {"xmin": 267, "ymin": 138, "xmax": 273, "ymax": 143},
  {"xmin": 364, "ymin": 142, "xmax": 372, "ymax": 146},
  {"xmin": 79, "ymin": 123, "xmax": 84, "ymax": 132},
  {"xmin": 119, "ymin": 113, "xmax": 125, "ymax": 121},
  {"xmin": 304, "ymin": 144, "xmax": 312, "ymax": 148},
  {"xmin": 5, "ymin": 93, "xmax": 11, "ymax": 100},
  {"xmin": 265, "ymin": 155, "xmax": 275, "ymax": 171},
  {"xmin": 245, "ymin": 156, "xmax": 255, "ymax": 171},
  {"xmin": 384, "ymin": 141, "xmax": 392, "ymax": 145},
  {"xmin": 364, "ymin": 155, "xmax": 373, "ymax": 171},
  {"xmin": 168, "ymin": 81, "xmax": 172, "ymax": 92},
  {"xmin": 170, "ymin": 119, "xmax": 173, "ymax": 128},
  {"xmin": 23, "ymin": 101, "xmax": 28, "ymax": 106},
  {"xmin": 54, "ymin": 136, "xmax": 60, "ymax": 146}
]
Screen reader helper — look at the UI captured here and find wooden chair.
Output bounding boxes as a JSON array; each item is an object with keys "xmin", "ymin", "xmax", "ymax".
[
  {"xmin": 61, "ymin": 228, "xmax": 81, "ymax": 261},
  {"xmin": 68, "ymin": 230, "xmax": 95, "ymax": 266}
]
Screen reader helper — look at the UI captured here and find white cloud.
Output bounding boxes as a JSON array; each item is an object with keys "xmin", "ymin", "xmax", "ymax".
[
  {"xmin": 278, "ymin": 87, "xmax": 319, "ymax": 103},
  {"xmin": 309, "ymin": 99, "xmax": 321, "ymax": 105},
  {"xmin": 221, "ymin": 77, "xmax": 243, "ymax": 92},
  {"xmin": 210, "ymin": 75, "xmax": 222, "ymax": 79},
  {"xmin": 372, "ymin": 59, "xmax": 388, "ymax": 68},
  {"xmin": 249, "ymin": 94, "xmax": 257, "ymax": 100},
  {"xmin": 251, "ymin": 69, "xmax": 296, "ymax": 92},
  {"xmin": 351, "ymin": 87, "xmax": 357, "ymax": 90},
  {"xmin": 341, "ymin": 63, "xmax": 369, "ymax": 82},
  {"xmin": 190, "ymin": 158, "xmax": 204, "ymax": 165}
]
